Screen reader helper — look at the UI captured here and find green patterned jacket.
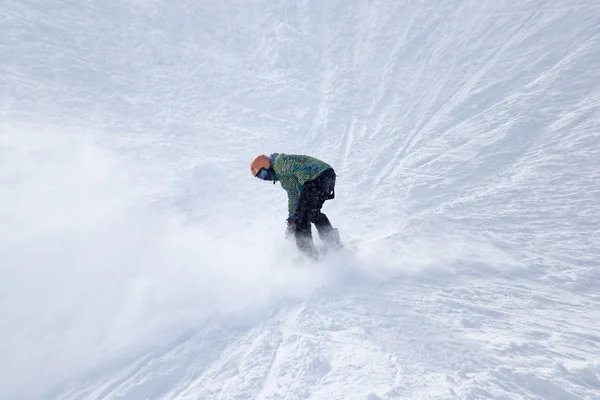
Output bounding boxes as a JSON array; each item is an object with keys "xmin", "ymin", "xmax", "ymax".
[{"xmin": 269, "ymin": 153, "xmax": 332, "ymax": 218}]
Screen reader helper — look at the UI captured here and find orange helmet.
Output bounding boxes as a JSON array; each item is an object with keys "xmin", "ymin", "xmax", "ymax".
[{"xmin": 250, "ymin": 154, "xmax": 271, "ymax": 176}]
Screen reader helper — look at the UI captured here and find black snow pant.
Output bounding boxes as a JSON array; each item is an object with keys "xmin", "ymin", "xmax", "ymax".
[{"xmin": 293, "ymin": 168, "xmax": 337, "ymax": 252}]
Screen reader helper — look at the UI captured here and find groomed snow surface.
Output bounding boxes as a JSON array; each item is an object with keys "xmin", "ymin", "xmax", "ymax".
[{"xmin": 2, "ymin": 0, "xmax": 600, "ymax": 399}]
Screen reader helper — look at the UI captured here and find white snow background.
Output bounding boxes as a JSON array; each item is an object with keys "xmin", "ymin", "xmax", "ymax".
[{"xmin": 1, "ymin": 0, "xmax": 600, "ymax": 399}]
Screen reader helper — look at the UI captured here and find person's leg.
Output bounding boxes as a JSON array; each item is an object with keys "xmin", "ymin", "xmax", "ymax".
[
  {"xmin": 309, "ymin": 169, "xmax": 342, "ymax": 248},
  {"xmin": 311, "ymin": 211, "xmax": 340, "ymax": 245},
  {"xmin": 293, "ymin": 182, "xmax": 319, "ymax": 257},
  {"xmin": 312, "ymin": 213, "xmax": 341, "ymax": 248}
]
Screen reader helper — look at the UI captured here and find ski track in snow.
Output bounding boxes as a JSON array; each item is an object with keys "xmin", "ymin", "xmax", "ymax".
[{"xmin": 2, "ymin": 0, "xmax": 600, "ymax": 399}]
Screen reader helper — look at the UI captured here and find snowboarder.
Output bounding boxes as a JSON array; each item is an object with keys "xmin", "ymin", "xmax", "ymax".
[{"xmin": 251, "ymin": 153, "xmax": 342, "ymax": 259}]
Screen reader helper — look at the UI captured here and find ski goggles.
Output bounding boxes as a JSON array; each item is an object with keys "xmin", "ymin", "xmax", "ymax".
[{"xmin": 256, "ymin": 168, "xmax": 269, "ymax": 180}]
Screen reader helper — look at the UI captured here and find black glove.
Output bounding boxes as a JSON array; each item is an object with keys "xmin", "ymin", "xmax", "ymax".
[{"xmin": 285, "ymin": 218, "xmax": 296, "ymax": 239}]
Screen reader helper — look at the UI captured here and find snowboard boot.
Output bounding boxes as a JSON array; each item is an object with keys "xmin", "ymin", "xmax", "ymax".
[
  {"xmin": 296, "ymin": 235, "xmax": 319, "ymax": 260},
  {"xmin": 319, "ymin": 228, "xmax": 343, "ymax": 252}
]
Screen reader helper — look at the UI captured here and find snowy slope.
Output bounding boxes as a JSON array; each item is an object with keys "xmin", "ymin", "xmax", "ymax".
[{"xmin": 2, "ymin": 0, "xmax": 600, "ymax": 399}]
